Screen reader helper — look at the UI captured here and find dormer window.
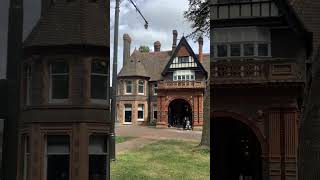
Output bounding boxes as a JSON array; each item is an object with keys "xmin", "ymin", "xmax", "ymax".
[
  {"xmin": 178, "ymin": 56, "xmax": 189, "ymax": 63},
  {"xmin": 49, "ymin": 61, "xmax": 69, "ymax": 103},
  {"xmin": 91, "ymin": 59, "xmax": 108, "ymax": 103}
]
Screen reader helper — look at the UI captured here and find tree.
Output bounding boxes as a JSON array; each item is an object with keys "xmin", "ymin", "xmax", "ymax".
[
  {"xmin": 184, "ymin": 0, "xmax": 210, "ymax": 39},
  {"xmin": 139, "ymin": 45, "xmax": 150, "ymax": 53},
  {"xmin": 184, "ymin": 0, "xmax": 210, "ymax": 148}
]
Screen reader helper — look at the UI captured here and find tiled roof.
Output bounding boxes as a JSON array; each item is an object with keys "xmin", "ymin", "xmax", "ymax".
[
  {"xmin": 118, "ymin": 49, "xmax": 210, "ymax": 81},
  {"xmin": 289, "ymin": 0, "xmax": 320, "ymax": 57},
  {"xmin": 24, "ymin": 0, "xmax": 109, "ymax": 47}
]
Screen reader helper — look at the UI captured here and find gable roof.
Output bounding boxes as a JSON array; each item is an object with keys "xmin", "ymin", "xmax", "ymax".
[
  {"xmin": 161, "ymin": 36, "xmax": 208, "ymax": 77},
  {"xmin": 287, "ymin": 0, "xmax": 320, "ymax": 59},
  {"xmin": 24, "ymin": 0, "xmax": 109, "ymax": 48}
]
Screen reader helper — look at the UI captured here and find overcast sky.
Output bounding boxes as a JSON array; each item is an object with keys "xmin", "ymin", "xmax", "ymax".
[
  {"xmin": 110, "ymin": 0, "xmax": 209, "ymax": 75},
  {"xmin": 0, "ymin": 0, "xmax": 209, "ymax": 79}
]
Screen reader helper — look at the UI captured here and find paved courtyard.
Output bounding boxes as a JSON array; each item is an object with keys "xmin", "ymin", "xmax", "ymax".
[{"xmin": 115, "ymin": 124, "xmax": 202, "ymax": 153}]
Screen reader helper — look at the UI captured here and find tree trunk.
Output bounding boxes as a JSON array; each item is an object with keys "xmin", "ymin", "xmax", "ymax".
[
  {"xmin": 200, "ymin": 81, "xmax": 210, "ymax": 148},
  {"xmin": 298, "ymin": 47, "xmax": 320, "ymax": 180}
]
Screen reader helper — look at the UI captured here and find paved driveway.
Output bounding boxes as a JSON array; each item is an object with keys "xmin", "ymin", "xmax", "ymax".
[{"xmin": 115, "ymin": 125, "xmax": 202, "ymax": 153}]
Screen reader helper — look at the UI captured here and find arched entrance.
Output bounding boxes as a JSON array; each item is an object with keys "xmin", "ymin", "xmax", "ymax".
[
  {"xmin": 213, "ymin": 117, "xmax": 263, "ymax": 180},
  {"xmin": 168, "ymin": 99, "xmax": 192, "ymax": 129}
]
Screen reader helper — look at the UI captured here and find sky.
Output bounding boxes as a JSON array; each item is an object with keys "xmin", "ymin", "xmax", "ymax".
[
  {"xmin": 0, "ymin": 0, "xmax": 209, "ymax": 79},
  {"xmin": 110, "ymin": 0, "xmax": 210, "ymax": 75}
]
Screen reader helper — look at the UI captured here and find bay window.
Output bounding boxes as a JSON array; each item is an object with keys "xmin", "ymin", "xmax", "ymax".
[
  {"xmin": 125, "ymin": 80, "xmax": 132, "ymax": 94},
  {"xmin": 138, "ymin": 80, "xmax": 144, "ymax": 95},
  {"xmin": 89, "ymin": 135, "xmax": 108, "ymax": 180},
  {"xmin": 49, "ymin": 62, "xmax": 69, "ymax": 103},
  {"xmin": 124, "ymin": 104, "xmax": 132, "ymax": 124},
  {"xmin": 137, "ymin": 104, "xmax": 144, "ymax": 121},
  {"xmin": 91, "ymin": 59, "xmax": 108, "ymax": 101},
  {"xmin": 45, "ymin": 135, "xmax": 70, "ymax": 180}
]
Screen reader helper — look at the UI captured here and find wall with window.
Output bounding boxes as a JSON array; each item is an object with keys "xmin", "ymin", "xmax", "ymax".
[
  {"xmin": 117, "ymin": 101, "xmax": 148, "ymax": 125},
  {"xmin": 212, "ymin": 27, "xmax": 272, "ymax": 59},
  {"xmin": 117, "ymin": 78, "xmax": 148, "ymax": 96}
]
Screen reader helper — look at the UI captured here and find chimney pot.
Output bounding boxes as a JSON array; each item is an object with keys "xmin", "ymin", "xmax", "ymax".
[{"xmin": 154, "ymin": 41, "xmax": 161, "ymax": 52}]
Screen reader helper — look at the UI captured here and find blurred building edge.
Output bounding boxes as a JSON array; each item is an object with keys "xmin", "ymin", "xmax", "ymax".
[
  {"xmin": 16, "ymin": 0, "xmax": 111, "ymax": 180},
  {"xmin": 210, "ymin": 0, "xmax": 320, "ymax": 180},
  {"xmin": 0, "ymin": 79, "xmax": 5, "ymax": 177}
]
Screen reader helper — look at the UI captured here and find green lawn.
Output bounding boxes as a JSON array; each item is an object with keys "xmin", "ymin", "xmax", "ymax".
[
  {"xmin": 116, "ymin": 136, "xmax": 136, "ymax": 144},
  {"xmin": 111, "ymin": 140, "xmax": 210, "ymax": 180}
]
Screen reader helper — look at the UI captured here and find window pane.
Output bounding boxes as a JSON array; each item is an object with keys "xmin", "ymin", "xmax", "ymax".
[
  {"xmin": 51, "ymin": 62, "xmax": 68, "ymax": 74},
  {"xmin": 52, "ymin": 75, "xmax": 68, "ymax": 99},
  {"xmin": 47, "ymin": 136, "xmax": 70, "ymax": 154},
  {"xmin": 89, "ymin": 155, "xmax": 106, "ymax": 180},
  {"xmin": 178, "ymin": 56, "xmax": 189, "ymax": 63},
  {"xmin": 47, "ymin": 155, "xmax": 69, "ymax": 180},
  {"xmin": 138, "ymin": 80, "xmax": 144, "ymax": 94},
  {"xmin": 138, "ymin": 104, "xmax": 144, "ymax": 119},
  {"xmin": 244, "ymin": 44, "xmax": 254, "ymax": 56},
  {"xmin": 91, "ymin": 75, "xmax": 107, "ymax": 99},
  {"xmin": 258, "ymin": 44, "xmax": 269, "ymax": 56},
  {"xmin": 126, "ymin": 81, "xmax": 132, "ymax": 93},
  {"xmin": 217, "ymin": 45, "xmax": 228, "ymax": 57},
  {"xmin": 230, "ymin": 44, "xmax": 241, "ymax": 56},
  {"xmin": 89, "ymin": 135, "xmax": 107, "ymax": 154},
  {"xmin": 92, "ymin": 59, "xmax": 107, "ymax": 74},
  {"xmin": 124, "ymin": 105, "xmax": 132, "ymax": 122}
]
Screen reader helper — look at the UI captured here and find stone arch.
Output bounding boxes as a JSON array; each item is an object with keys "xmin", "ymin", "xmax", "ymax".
[
  {"xmin": 211, "ymin": 110, "xmax": 267, "ymax": 154},
  {"xmin": 165, "ymin": 96, "xmax": 193, "ymax": 109}
]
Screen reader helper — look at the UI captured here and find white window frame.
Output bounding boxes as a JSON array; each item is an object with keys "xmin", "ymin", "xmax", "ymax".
[
  {"xmin": 214, "ymin": 42, "xmax": 271, "ymax": 58},
  {"xmin": 123, "ymin": 104, "xmax": 132, "ymax": 124},
  {"xmin": 49, "ymin": 62, "xmax": 69, "ymax": 104},
  {"xmin": 137, "ymin": 80, "xmax": 144, "ymax": 95},
  {"xmin": 90, "ymin": 59, "xmax": 108, "ymax": 104},
  {"xmin": 153, "ymin": 104, "xmax": 157, "ymax": 120},
  {"xmin": 125, "ymin": 80, "xmax": 133, "ymax": 95},
  {"xmin": 137, "ymin": 104, "xmax": 144, "ymax": 121},
  {"xmin": 153, "ymin": 84, "xmax": 158, "ymax": 95},
  {"xmin": 173, "ymin": 70, "xmax": 195, "ymax": 81}
]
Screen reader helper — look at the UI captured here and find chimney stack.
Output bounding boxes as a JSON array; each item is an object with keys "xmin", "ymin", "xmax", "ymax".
[
  {"xmin": 123, "ymin": 34, "xmax": 131, "ymax": 66},
  {"xmin": 154, "ymin": 41, "xmax": 161, "ymax": 52},
  {"xmin": 198, "ymin": 36, "xmax": 203, "ymax": 63},
  {"xmin": 172, "ymin": 30, "xmax": 178, "ymax": 52},
  {"xmin": 41, "ymin": 0, "xmax": 51, "ymax": 17}
]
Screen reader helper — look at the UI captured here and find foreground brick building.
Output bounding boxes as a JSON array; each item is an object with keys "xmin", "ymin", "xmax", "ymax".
[
  {"xmin": 117, "ymin": 31, "xmax": 209, "ymax": 130},
  {"xmin": 17, "ymin": 1, "xmax": 111, "ymax": 180},
  {"xmin": 210, "ymin": 0, "xmax": 318, "ymax": 180}
]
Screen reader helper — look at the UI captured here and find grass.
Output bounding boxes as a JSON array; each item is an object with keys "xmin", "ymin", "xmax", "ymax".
[
  {"xmin": 111, "ymin": 140, "xmax": 210, "ymax": 180},
  {"xmin": 116, "ymin": 136, "xmax": 136, "ymax": 144}
]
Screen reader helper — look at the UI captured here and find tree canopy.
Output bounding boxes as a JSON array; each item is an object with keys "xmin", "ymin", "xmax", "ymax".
[
  {"xmin": 184, "ymin": 0, "xmax": 210, "ymax": 40},
  {"xmin": 139, "ymin": 45, "xmax": 150, "ymax": 53}
]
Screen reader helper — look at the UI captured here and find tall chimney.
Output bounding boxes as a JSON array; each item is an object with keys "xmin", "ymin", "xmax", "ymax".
[
  {"xmin": 198, "ymin": 36, "xmax": 203, "ymax": 63},
  {"xmin": 172, "ymin": 30, "xmax": 178, "ymax": 52},
  {"xmin": 41, "ymin": 0, "xmax": 51, "ymax": 17},
  {"xmin": 123, "ymin": 34, "xmax": 131, "ymax": 66},
  {"xmin": 154, "ymin": 41, "xmax": 161, "ymax": 52}
]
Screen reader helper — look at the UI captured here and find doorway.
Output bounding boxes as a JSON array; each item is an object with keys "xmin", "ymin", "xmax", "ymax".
[
  {"xmin": 213, "ymin": 118, "xmax": 262, "ymax": 180},
  {"xmin": 168, "ymin": 99, "xmax": 192, "ymax": 129}
]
